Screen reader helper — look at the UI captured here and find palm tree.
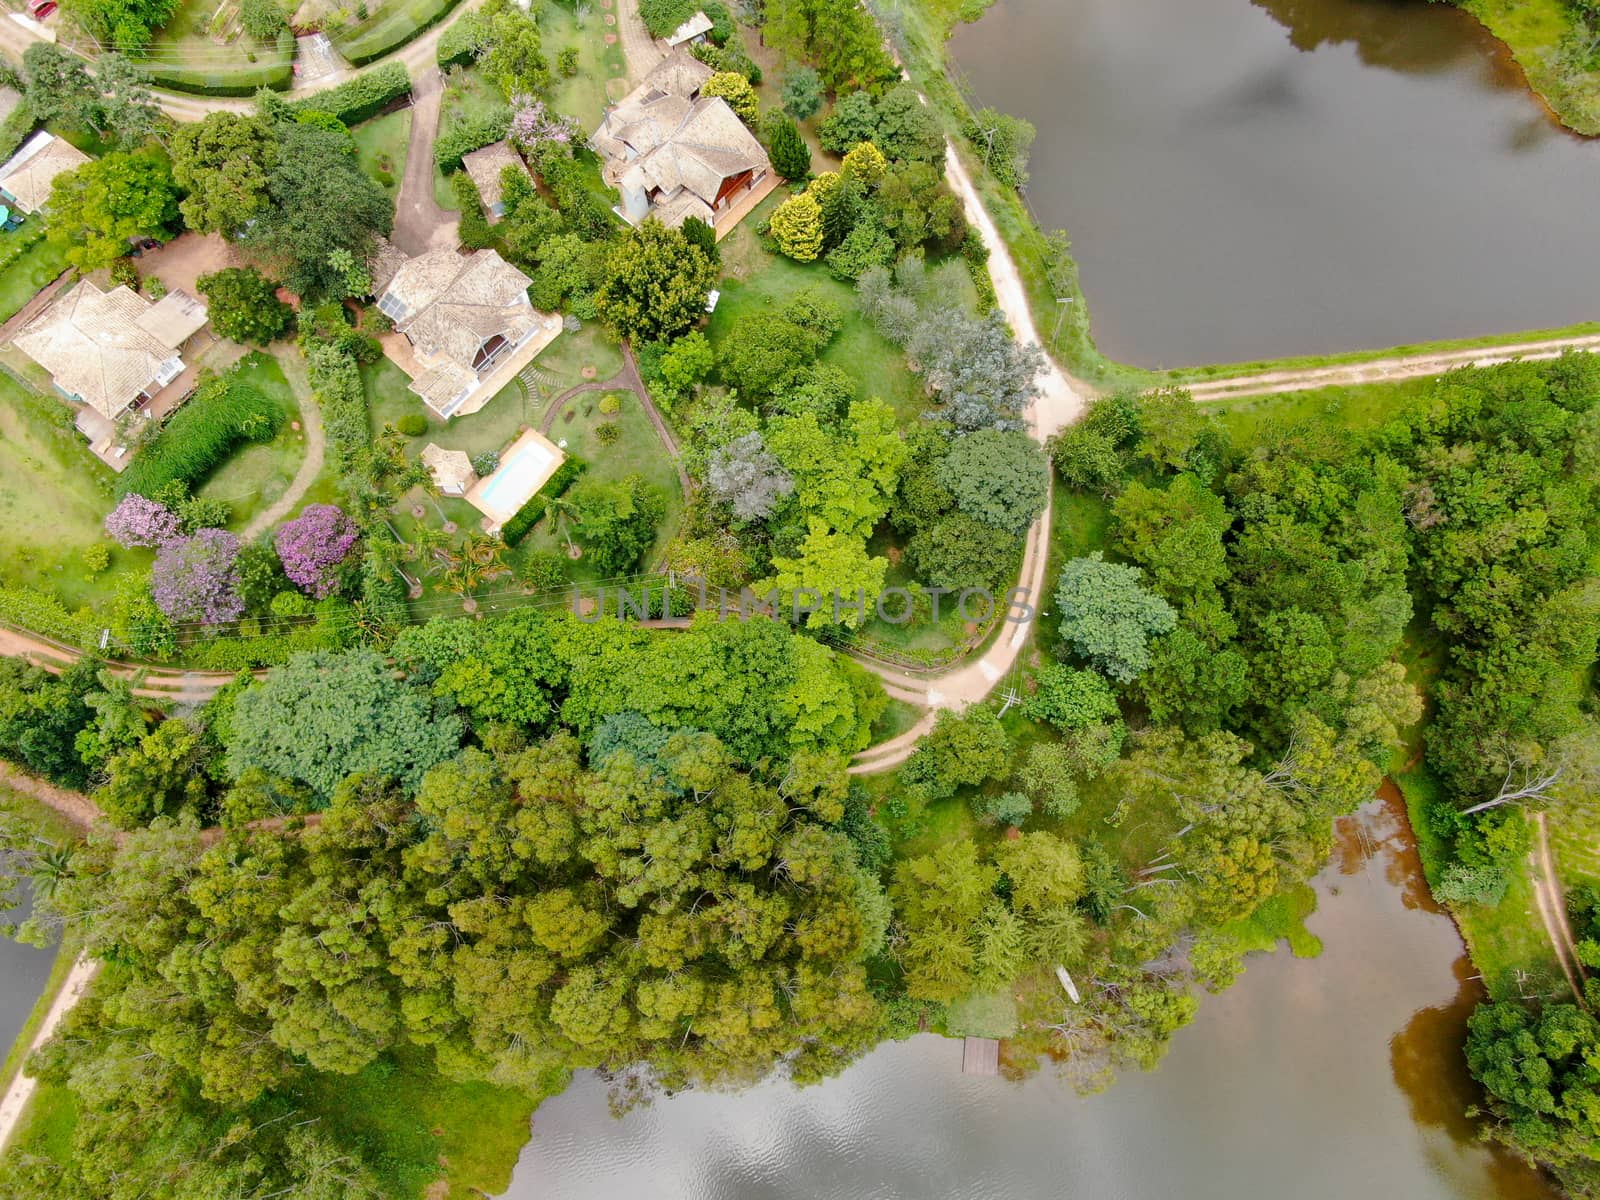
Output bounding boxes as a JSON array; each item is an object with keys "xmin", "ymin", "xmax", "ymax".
[
  {"xmin": 444, "ymin": 559, "xmax": 491, "ymax": 611},
  {"xmin": 460, "ymin": 531, "xmax": 509, "ymax": 581},
  {"xmin": 546, "ymin": 494, "xmax": 582, "ymax": 556},
  {"xmin": 407, "ymin": 522, "xmax": 453, "ymax": 573},
  {"xmin": 30, "ymin": 842, "xmax": 74, "ymax": 903}
]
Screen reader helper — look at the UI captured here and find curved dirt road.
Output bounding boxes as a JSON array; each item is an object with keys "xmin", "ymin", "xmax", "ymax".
[{"xmin": 241, "ymin": 348, "xmax": 325, "ymax": 541}]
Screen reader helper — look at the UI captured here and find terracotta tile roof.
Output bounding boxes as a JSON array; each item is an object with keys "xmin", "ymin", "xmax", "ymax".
[{"xmin": 0, "ymin": 132, "xmax": 91, "ymax": 213}]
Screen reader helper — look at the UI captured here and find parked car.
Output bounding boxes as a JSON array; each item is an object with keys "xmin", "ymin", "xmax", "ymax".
[{"xmin": 26, "ymin": 0, "xmax": 57, "ymax": 19}]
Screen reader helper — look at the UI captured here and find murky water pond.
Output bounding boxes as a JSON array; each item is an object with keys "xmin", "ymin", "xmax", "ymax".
[
  {"xmin": 501, "ymin": 791, "xmax": 1555, "ymax": 1199},
  {"xmin": 0, "ymin": 888, "xmax": 55, "ymax": 1061},
  {"xmin": 948, "ymin": 0, "xmax": 1600, "ymax": 367}
]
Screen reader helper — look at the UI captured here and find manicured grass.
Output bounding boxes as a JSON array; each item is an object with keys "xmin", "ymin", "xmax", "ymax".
[
  {"xmin": 192, "ymin": 352, "xmax": 318, "ymax": 535},
  {"xmin": 1458, "ymin": 0, "xmax": 1600, "ymax": 135},
  {"xmin": 331, "ymin": 0, "xmax": 462, "ymax": 61},
  {"xmin": 141, "ymin": 0, "xmax": 294, "ymax": 89},
  {"xmin": 353, "ymin": 109, "xmax": 411, "ymax": 200},
  {"xmin": 0, "ymin": 231, "xmax": 70, "ymax": 325},
  {"xmin": 0, "ymin": 372, "xmax": 133, "ymax": 611},
  {"xmin": 546, "ymin": 0, "xmax": 628, "ymax": 128}
]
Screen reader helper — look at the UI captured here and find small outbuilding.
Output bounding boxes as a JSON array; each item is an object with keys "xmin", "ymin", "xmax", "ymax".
[
  {"xmin": 461, "ymin": 140, "xmax": 533, "ymax": 221},
  {"xmin": 663, "ymin": 10, "xmax": 713, "ymax": 47},
  {"xmin": 421, "ymin": 443, "xmax": 478, "ymax": 497},
  {"xmin": 0, "ymin": 131, "xmax": 90, "ymax": 214}
]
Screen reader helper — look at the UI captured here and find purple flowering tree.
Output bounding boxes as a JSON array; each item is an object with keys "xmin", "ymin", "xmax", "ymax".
[
  {"xmin": 152, "ymin": 529, "xmax": 244, "ymax": 625},
  {"xmin": 104, "ymin": 494, "xmax": 181, "ymax": 548},
  {"xmin": 274, "ymin": 504, "xmax": 360, "ymax": 599},
  {"xmin": 508, "ymin": 94, "xmax": 580, "ymax": 157}
]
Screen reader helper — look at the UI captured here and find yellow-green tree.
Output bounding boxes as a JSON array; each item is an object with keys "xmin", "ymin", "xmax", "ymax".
[{"xmin": 769, "ymin": 191, "xmax": 825, "ymax": 262}]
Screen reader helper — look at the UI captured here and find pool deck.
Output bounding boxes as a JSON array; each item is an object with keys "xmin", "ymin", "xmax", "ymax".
[{"xmin": 466, "ymin": 426, "xmax": 567, "ymax": 530}]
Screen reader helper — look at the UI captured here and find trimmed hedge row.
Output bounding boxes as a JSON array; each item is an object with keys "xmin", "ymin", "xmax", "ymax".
[
  {"xmin": 436, "ymin": 10, "xmax": 485, "ymax": 69},
  {"xmin": 289, "ymin": 62, "xmax": 412, "ymax": 126},
  {"xmin": 453, "ymin": 170, "xmax": 494, "ymax": 249},
  {"xmin": 502, "ymin": 455, "xmax": 586, "ymax": 546},
  {"xmin": 119, "ymin": 378, "xmax": 284, "ymax": 500},
  {"xmin": 147, "ymin": 48, "xmax": 294, "ymax": 96},
  {"xmin": 338, "ymin": 0, "xmax": 467, "ymax": 66},
  {"xmin": 0, "ymin": 585, "xmax": 98, "ymax": 650},
  {"xmin": 305, "ymin": 342, "xmax": 369, "ymax": 474},
  {"xmin": 434, "ymin": 107, "xmax": 509, "ymax": 173}
]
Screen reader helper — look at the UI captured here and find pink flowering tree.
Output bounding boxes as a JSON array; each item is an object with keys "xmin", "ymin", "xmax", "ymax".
[
  {"xmin": 104, "ymin": 494, "xmax": 181, "ymax": 548},
  {"xmin": 508, "ymin": 94, "xmax": 581, "ymax": 157},
  {"xmin": 274, "ymin": 504, "xmax": 360, "ymax": 599},
  {"xmin": 152, "ymin": 529, "xmax": 244, "ymax": 625}
]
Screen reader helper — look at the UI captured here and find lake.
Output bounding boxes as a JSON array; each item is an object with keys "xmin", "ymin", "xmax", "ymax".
[
  {"xmin": 947, "ymin": 0, "xmax": 1600, "ymax": 367},
  {"xmin": 0, "ymin": 887, "xmax": 55, "ymax": 1064},
  {"xmin": 500, "ymin": 790, "xmax": 1556, "ymax": 1199}
]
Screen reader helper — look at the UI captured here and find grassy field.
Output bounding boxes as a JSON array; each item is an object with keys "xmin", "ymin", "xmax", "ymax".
[
  {"xmin": 353, "ymin": 109, "xmax": 411, "ymax": 200},
  {"xmin": 0, "ymin": 372, "xmax": 131, "ymax": 611},
  {"xmin": 0, "ymin": 229, "xmax": 70, "ymax": 325},
  {"xmin": 1200, "ymin": 377, "xmax": 1437, "ymax": 441},
  {"xmin": 546, "ymin": 0, "xmax": 628, "ymax": 128}
]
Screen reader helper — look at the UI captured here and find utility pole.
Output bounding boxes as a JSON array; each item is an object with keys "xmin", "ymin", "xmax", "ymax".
[
  {"xmin": 1052, "ymin": 296, "xmax": 1075, "ymax": 344},
  {"xmin": 979, "ymin": 123, "xmax": 998, "ymax": 171}
]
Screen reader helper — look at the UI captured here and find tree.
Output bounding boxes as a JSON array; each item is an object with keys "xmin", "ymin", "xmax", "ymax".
[
  {"xmin": 1112, "ymin": 474, "xmax": 1231, "ymax": 600},
  {"xmin": 657, "ymin": 330, "xmax": 716, "ymax": 400},
  {"xmin": 891, "ymin": 840, "xmax": 998, "ymax": 1001},
  {"xmin": 1025, "ymin": 664, "xmax": 1119, "ymax": 731},
  {"xmin": 900, "ymin": 706, "xmax": 1011, "ymax": 802},
  {"xmin": 246, "ymin": 122, "xmax": 394, "ymax": 298},
  {"xmin": 873, "ymin": 85, "xmax": 946, "ymax": 164},
  {"xmin": 570, "ymin": 474, "xmax": 666, "ymax": 575},
  {"xmin": 764, "ymin": 0, "xmax": 897, "ymax": 90},
  {"xmin": 596, "ymin": 221, "xmax": 719, "ymax": 343},
  {"xmin": 767, "ymin": 115, "xmax": 812, "ymax": 181},
  {"xmin": 707, "ymin": 431, "xmax": 794, "ymax": 522},
  {"xmin": 703, "ymin": 71, "xmax": 759, "ymax": 125},
  {"xmin": 1467, "ymin": 1000, "xmax": 1600, "ymax": 1168},
  {"xmin": 966, "ymin": 106, "xmax": 1035, "ymax": 188},
  {"xmin": 507, "ymin": 94, "xmax": 579, "ymax": 157},
  {"xmin": 151, "ymin": 530, "xmax": 244, "ymax": 626},
  {"xmin": 171, "ymin": 112, "xmax": 279, "ymax": 236},
  {"xmin": 0, "ymin": 658, "xmax": 98, "ymax": 788},
  {"xmin": 59, "ymin": 0, "xmax": 179, "ymax": 50},
  {"xmin": 480, "ymin": 0, "xmax": 550, "ymax": 95},
  {"xmin": 763, "ymin": 521, "xmax": 888, "ymax": 629},
  {"xmin": 197, "ymin": 266, "xmax": 295, "ymax": 345},
  {"xmin": 1053, "ymin": 553, "xmax": 1176, "ymax": 683},
  {"xmin": 22, "ymin": 44, "xmax": 94, "ymax": 129},
  {"xmin": 906, "ymin": 513, "xmax": 1018, "ymax": 592},
  {"xmin": 719, "ymin": 307, "xmax": 832, "ymax": 398},
  {"xmin": 104, "ymin": 493, "xmax": 181, "ymax": 548},
  {"xmin": 91, "ymin": 54, "xmax": 159, "ymax": 146},
  {"xmin": 229, "ymin": 648, "xmax": 463, "ymax": 798},
  {"xmin": 97, "ymin": 717, "xmax": 213, "ymax": 828},
  {"xmin": 769, "ymin": 191, "xmax": 825, "ymax": 262},
  {"xmin": 840, "ymin": 140, "xmax": 887, "ymax": 187},
  {"xmin": 274, "ymin": 504, "xmax": 360, "ymax": 598},
  {"xmin": 782, "ymin": 64, "xmax": 824, "ymax": 119},
  {"xmin": 527, "ymin": 231, "xmax": 604, "ymax": 319},
  {"xmin": 48, "ymin": 150, "xmax": 179, "ymax": 272},
  {"xmin": 937, "ymin": 428, "xmax": 1049, "ymax": 537},
  {"xmin": 877, "ymin": 160, "xmax": 965, "ymax": 250},
  {"xmin": 974, "ymin": 790, "xmax": 1033, "ymax": 829},
  {"xmin": 819, "ymin": 89, "xmax": 878, "ymax": 154},
  {"xmin": 239, "ymin": 0, "xmax": 285, "ymax": 41},
  {"xmin": 907, "ymin": 306, "xmax": 1042, "ymax": 432}
]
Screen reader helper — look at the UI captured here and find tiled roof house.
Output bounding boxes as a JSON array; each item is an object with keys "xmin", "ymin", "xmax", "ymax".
[{"xmin": 0, "ymin": 132, "xmax": 91, "ymax": 213}]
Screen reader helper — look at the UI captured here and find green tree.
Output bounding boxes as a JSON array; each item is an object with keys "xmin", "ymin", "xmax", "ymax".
[
  {"xmin": 703, "ymin": 71, "xmax": 759, "ymax": 125},
  {"xmin": 596, "ymin": 221, "xmax": 719, "ymax": 342},
  {"xmin": 764, "ymin": 521, "xmax": 888, "ymax": 630},
  {"xmin": 767, "ymin": 114, "xmax": 812, "ymax": 180},
  {"xmin": 228, "ymin": 648, "xmax": 463, "ymax": 799},
  {"xmin": 48, "ymin": 150, "xmax": 180, "ymax": 272},
  {"xmin": 840, "ymin": 140, "xmax": 887, "ymax": 187},
  {"xmin": 480, "ymin": 0, "xmax": 549, "ymax": 95},
  {"xmin": 97, "ymin": 718, "xmax": 214, "ymax": 828},
  {"xmin": 781, "ymin": 64, "xmax": 824, "ymax": 119},
  {"xmin": 1467, "ymin": 1000, "xmax": 1600, "ymax": 1168},
  {"xmin": 22, "ymin": 44, "xmax": 95, "ymax": 129},
  {"xmin": 937, "ymin": 428, "xmax": 1049, "ymax": 538},
  {"xmin": 966, "ymin": 106, "xmax": 1035, "ymax": 188},
  {"xmin": 1054, "ymin": 553, "xmax": 1176, "ymax": 683},
  {"xmin": 240, "ymin": 0, "xmax": 286, "ymax": 41},
  {"xmin": 197, "ymin": 267, "xmax": 295, "ymax": 345},
  {"xmin": 1112, "ymin": 474, "xmax": 1230, "ymax": 599},
  {"xmin": 1025, "ymin": 664, "xmax": 1119, "ymax": 731},
  {"xmin": 570, "ymin": 474, "xmax": 666, "ymax": 575},
  {"xmin": 171, "ymin": 112, "xmax": 279, "ymax": 236},
  {"xmin": 246, "ymin": 122, "xmax": 394, "ymax": 298},
  {"xmin": 769, "ymin": 191, "xmax": 825, "ymax": 262},
  {"xmin": 900, "ymin": 706, "xmax": 1011, "ymax": 802}
]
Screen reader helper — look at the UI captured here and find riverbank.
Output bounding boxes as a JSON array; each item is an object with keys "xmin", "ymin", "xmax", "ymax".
[{"xmin": 1456, "ymin": 0, "xmax": 1600, "ymax": 135}]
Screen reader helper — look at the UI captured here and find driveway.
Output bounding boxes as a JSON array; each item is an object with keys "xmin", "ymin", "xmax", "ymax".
[{"xmin": 392, "ymin": 67, "xmax": 459, "ymax": 256}]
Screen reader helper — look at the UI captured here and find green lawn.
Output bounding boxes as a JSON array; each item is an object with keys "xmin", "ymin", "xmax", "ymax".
[
  {"xmin": 330, "ymin": 0, "xmax": 461, "ymax": 60},
  {"xmin": 195, "ymin": 352, "xmax": 323, "ymax": 536},
  {"xmin": 140, "ymin": 0, "xmax": 294, "ymax": 91},
  {"xmin": 1201, "ymin": 377, "xmax": 1437, "ymax": 442},
  {"xmin": 0, "ymin": 230, "xmax": 70, "ymax": 325},
  {"xmin": 0, "ymin": 373, "xmax": 133, "ymax": 611},
  {"xmin": 353, "ymin": 109, "xmax": 411, "ymax": 201},
  {"xmin": 546, "ymin": 0, "xmax": 628, "ymax": 129}
]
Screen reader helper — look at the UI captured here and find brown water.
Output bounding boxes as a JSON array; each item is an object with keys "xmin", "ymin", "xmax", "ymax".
[
  {"xmin": 500, "ymin": 788, "xmax": 1557, "ymax": 1199},
  {"xmin": 946, "ymin": 0, "xmax": 1600, "ymax": 367}
]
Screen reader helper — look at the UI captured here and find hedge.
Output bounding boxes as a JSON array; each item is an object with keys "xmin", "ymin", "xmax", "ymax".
[
  {"xmin": 118, "ymin": 379, "xmax": 285, "ymax": 499},
  {"xmin": 192, "ymin": 602, "xmax": 355, "ymax": 669},
  {"xmin": 289, "ymin": 62, "xmax": 412, "ymax": 126},
  {"xmin": 0, "ymin": 102, "xmax": 35, "ymax": 167},
  {"xmin": 147, "ymin": 52, "xmax": 294, "ymax": 96},
  {"xmin": 0, "ymin": 585, "xmax": 98, "ymax": 649},
  {"xmin": 436, "ymin": 10, "xmax": 486, "ymax": 69},
  {"xmin": 501, "ymin": 456, "xmax": 586, "ymax": 546},
  {"xmin": 304, "ymin": 342, "xmax": 369, "ymax": 474},
  {"xmin": 336, "ymin": 0, "xmax": 467, "ymax": 66},
  {"xmin": 434, "ymin": 108, "xmax": 510, "ymax": 174},
  {"xmin": 453, "ymin": 170, "xmax": 495, "ymax": 249}
]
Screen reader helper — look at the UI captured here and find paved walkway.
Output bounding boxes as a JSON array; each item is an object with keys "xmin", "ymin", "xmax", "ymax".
[
  {"xmin": 614, "ymin": 0, "xmax": 664, "ymax": 82},
  {"xmin": 392, "ymin": 67, "xmax": 458, "ymax": 256},
  {"xmin": 242, "ymin": 348, "xmax": 325, "ymax": 541}
]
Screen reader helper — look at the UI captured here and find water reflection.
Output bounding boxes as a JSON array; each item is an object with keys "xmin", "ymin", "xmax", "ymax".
[
  {"xmin": 947, "ymin": 0, "xmax": 1600, "ymax": 365},
  {"xmin": 504, "ymin": 790, "xmax": 1556, "ymax": 1200}
]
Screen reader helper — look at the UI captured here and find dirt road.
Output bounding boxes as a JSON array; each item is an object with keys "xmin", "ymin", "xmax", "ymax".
[
  {"xmin": 1530, "ymin": 812, "xmax": 1587, "ymax": 1005},
  {"xmin": 241, "ymin": 348, "xmax": 325, "ymax": 541}
]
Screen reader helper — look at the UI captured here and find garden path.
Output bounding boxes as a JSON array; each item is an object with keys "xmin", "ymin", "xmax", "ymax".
[
  {"xmin": 241, "ymin": 347, "xmax": 326, "ymax": 541},
  {"xmin": 392, "ymin": 67, "xmax": 459, "ymax": 256},
  {"xmin": 540, "ymin": 342, "xmax": 691, "ymax": 497}
]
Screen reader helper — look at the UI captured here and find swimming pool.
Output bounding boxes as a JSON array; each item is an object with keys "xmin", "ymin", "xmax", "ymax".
[{"xmin": 467, "ymin": 429, "xmax": 567, "ymax": 526}]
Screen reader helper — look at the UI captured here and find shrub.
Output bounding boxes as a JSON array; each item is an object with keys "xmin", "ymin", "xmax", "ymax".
[
  {"xmin": 274, "ymin": 503, "xmax": 360, "ymax": 598},
  {"xmin": 105, "ymin": 493, "xmax": 182, "ymax": 547},
  {"xmin": 974, "ymin": 790, "xmax": 1033, "ymax": 828},
  {"xmin": 152, "ymin": 529, "xmax": 245, "ymax": 625},
  {"xmin": 558, "ymin": 46, "xmax": 579, "ymax": 76},
  {"xmin": 500, "ymin": 456, "xmax": 587, "ymax": 546},
  {"xmin": 109, "ymin": 258, "xmax": 140, "ymax": 290},
  {"xmin": 396, "ymin": 413, "xmax": 428, "ymax": 437},
  {"xmin": 119, "ymin": 380, "xmax": 284, "ymax": 499},
  {"xmin": 81, "ymin": 543, "xmax": 111, "ymax": 580},
  {"xmin": 304, "ymin": 341, "xmax": 369, "ymax": 473},
  {"xmin": 595, "ymin": 421, "xmax": 621, "ymax": 445},
  {"xmin": 288, "ymin": 62, "xmax": 411, "ymax": 125},
  {"xmin": 453, "ymin": 170, "xmax": 496, "ymax": 249},
  {"xmin": 240, "ymin": 0, "xmax": 287, "ymax": 42},
  {"xmin": 471, "ymin": 450, "xmax": 500, "ymax": 476},
  {"xmin": 435, "ymin": 108, "xmax": 511, "ymax": 173},
  {"xmin": 197, "ymin": 267, "xmax": 295, "ymax": 345},
  {"xmin": 597, "ymin": 393, "xmax": 620, "ymax": 415},
  {"xmin": 638, "ymin": 0, "xmax": 699, "ymax": 38},
  {"xmin": 145, "ymin": 276, "xmax": 168, "ymax": 301}
]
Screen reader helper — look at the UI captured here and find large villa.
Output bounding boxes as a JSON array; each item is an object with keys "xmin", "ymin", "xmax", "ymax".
[
  {"xmin": 589, "ymin": 47, "xmax": 776, "ymax": 235},
  {"xmin": 374, "ymin": 244, "xmax": 562, "ymax": 419}
]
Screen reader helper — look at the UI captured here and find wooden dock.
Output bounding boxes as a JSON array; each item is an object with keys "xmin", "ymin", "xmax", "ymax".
[{"xmin": 961, "ymin": 1037, "xmax": 1000, "ymax": 1076}]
